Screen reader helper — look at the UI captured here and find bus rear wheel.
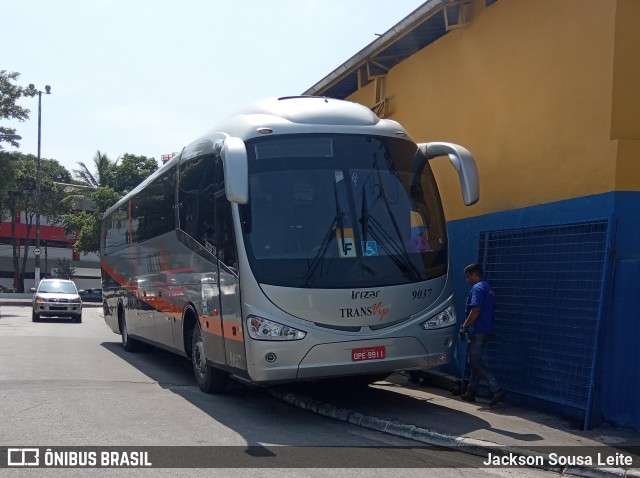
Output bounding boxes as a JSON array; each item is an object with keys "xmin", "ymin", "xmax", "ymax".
[{"xmin": 192, "ymin": 324, "xmax": 228, "ymax": 394}]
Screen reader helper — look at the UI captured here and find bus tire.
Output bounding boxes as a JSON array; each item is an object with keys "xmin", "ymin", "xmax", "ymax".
[
  {"xmin": 192, "ymin": 323, "xmax": 228, "ymax": 394},
  {"xmin": 119, "ymin": 310, "xmax": 140, "ymax": 353}
]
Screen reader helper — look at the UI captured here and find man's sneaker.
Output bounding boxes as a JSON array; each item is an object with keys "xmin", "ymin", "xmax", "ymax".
[
  {"xmin": 490, "ymin": 388, "xmax": 506, "ymax": 406},
  {"xmin": 460, "ymin": 391, "xmax": 476, "ymax": 403}
]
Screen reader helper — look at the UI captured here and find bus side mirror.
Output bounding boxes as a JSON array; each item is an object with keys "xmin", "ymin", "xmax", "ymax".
[
  {"xmin": 222, "ymin": 137, "xmax": 249, "ymax": 204},
  {"xmin": 418, "ymin": 142, "xmax": 479, "ymax": 206}
]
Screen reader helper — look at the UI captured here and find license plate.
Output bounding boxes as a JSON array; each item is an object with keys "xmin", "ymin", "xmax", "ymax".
[{"xmin": 352, "ymin": 346, "xmax": 386, "ymax": 362}]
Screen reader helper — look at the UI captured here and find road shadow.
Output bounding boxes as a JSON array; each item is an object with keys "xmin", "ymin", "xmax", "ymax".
[
  {"xmin": 100, "ymin": 341, "xmax": 377, "ymax": 448},
  {"xmin": 99, "ymin": 341, "xmax": 494, "ymax": 445},
  {"xmin": 98, "ymin": 339, "xmax": 640, "ymax": 467},
  {"xmin": 274, "ymin": 377, "xmax": 520, "ymax": 440},
  {"xmin": 381, "ymin": 375, "xmax": 640, "ymax": 452},
  {"xmin": 0, "ymin": 313, "xmax": 21, "ymax": 319}
]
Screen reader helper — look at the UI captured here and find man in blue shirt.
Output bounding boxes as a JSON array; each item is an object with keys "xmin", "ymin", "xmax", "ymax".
[{"xmin": 459, "ymin": 263, "xmax": 505, "ymax": 405}]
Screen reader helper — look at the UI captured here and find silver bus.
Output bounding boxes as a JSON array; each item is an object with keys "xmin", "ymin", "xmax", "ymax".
[{"xmin": 101, "ymin": 96, "xmax": 479, "ymax": 393}]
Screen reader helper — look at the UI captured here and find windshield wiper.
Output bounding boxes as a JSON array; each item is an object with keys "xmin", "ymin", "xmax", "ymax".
[
  {"xmin": 360, "ymin": 192, "xmax": 369, "ymax": 246},
  {"xmin": 373, "ymin": 157, "xmax": 407, "ymax": 253},
  {"xmin": 363, "ymin": 154, "xmax": 422, "ymax": 281},
  {"xmin": 362, "ymin": 214, "xmax": 422, "ymax": 281},
  {"xmin": 302, "ymin": 211, "xmax": 344, "ymax": 287},
  {"xmin": 302, "ymin": 182, "xmax": 345, "ymax": 287}
]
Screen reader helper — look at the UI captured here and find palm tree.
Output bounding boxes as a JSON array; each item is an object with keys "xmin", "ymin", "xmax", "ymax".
[
  {"xmin": 61, "ymin": 150, "xmax": 119, "ymax": 209},
  {"xmin": 73, "ymin": 150, "xmax": 118, "ymax": 189}
]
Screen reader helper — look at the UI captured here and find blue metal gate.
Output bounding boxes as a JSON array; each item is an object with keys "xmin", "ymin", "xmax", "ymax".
[{"xmin": 478, "ymin": 220, "xmax": 614, "ymax": 429}]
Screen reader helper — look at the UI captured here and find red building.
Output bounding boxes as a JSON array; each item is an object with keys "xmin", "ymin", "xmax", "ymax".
[{"xmin": 0, "ymin": 213, "xmax": 99, "ymax": 291}]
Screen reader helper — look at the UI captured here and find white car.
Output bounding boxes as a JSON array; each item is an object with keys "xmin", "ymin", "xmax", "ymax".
[{"xmin": 32, "ymin": 279, "xmax": 83, "ymax": 323}]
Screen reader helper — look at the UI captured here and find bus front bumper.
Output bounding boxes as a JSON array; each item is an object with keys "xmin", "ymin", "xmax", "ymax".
[{"xmin": 246, "ymin": 335, "xmax": 453, "ymax": 383}]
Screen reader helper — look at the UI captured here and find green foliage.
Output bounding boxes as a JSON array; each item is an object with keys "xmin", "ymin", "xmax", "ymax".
[
  {"xmin": 0, "ymin": 151, "xmax": 17, "ymax": 216},
  {"xmin": 91, "ymin": 186, "xmax": 121, "ymax": 212},
  {"xmin": 63, "ymin": 187, "xmax": 120, "ymax": 255},
  {"xmin": 63, "ymin": 211, "xmax": 102, "ymax": 255},
  {"xmin": 2, "ymin": 152, "xmax": 73, "ymax": 291},
  {"xmin": 2, "ymin": 70, "xmax": 160, "ymax": 281},
  {"xmin": 4, "ymin": 152, "xmax": 73, "ymax": 222},
  {"xmin": 112, "ymin": 153, "xmax": 158, "ymax": 194},
  {"xmin": 54, "ymin": 258, "xmax": 76, "ymax": 280},
  {"xmin": 63, "ymin": 152, "xmax": 158, "ymax": 255},
  {"xmin": 73, "ymin": 150, "xmax": 117, "ymax": 189},
  {"xmin": 70, "ymin": 150, "xmax": 158, "ymax": 196},
  {"xmin": 0, "ymin": 70, "xmax": 35, "ymax": 149}
]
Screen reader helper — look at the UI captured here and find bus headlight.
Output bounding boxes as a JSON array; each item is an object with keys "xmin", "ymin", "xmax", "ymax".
[
  {"xmin": 420, "ymin": 306, "xmax": 456, "ymax": 330},
  {"xmin": 247, "ymin": 315, "xmax": 306, "ymax": 341}
]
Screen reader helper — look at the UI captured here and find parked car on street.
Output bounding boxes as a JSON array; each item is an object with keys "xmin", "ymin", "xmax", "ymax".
[
  {"xmin": 79, "ymin": 288, "xmax": 103, "ymax": 302},
  {"xmin": 31, "ymin": 279, "xmax": 83, "ymax": 323}
]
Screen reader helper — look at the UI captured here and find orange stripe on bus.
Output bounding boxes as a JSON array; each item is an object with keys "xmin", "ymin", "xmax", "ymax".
[
  {"xmin": 102, "ymin": 262, "xmax": 243, "ymax": 342},
  {"xmin": 222, "ymin": 321, "xmax": 244, "ymax": 342},
  {"xmin": 200, "ymin": 316, "xmax": 223, "ymax": 337},
  {"xmin": 100, "ymin": 260, "xmax": 128, "ymax": 286}
]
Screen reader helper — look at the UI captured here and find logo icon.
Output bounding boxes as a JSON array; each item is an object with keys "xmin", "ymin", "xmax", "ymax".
[{"xmin": 8, "ymin": 448, "xmax": 39, "ymax": 466}]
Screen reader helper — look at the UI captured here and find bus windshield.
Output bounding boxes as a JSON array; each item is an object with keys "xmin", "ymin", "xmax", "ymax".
[{"xmin": 240, "ymin": 134, "xmax": 448, "ymax": 288}]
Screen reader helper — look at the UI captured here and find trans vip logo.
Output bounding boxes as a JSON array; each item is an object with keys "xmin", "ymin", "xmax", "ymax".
[{"xmin": 340, "ymin": 301, "xmax": 390, "ymax": 320}]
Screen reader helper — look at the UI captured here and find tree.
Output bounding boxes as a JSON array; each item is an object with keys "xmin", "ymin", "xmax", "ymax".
[
  {"xmin": 73, "ymin": 150, "xmax": 118, "ymax": 190},
  {"xmin": 0, "ymin": 151, "xmax": 17, "ymax": 217},
  {"xmin": 63, "ymin": 150, "xmax": 118, "ymax": 209},
  {"xmin": 63, "ymin": 153, "xmax": 158, "ymax": 255},
  {"xmin": 0, "ymin": 70, "xmax": 35, "ymax": 150},
  {"xmin": 112, "ymin": 153, "xmax": 158, "ymax": 195},
  {"xmin": 3, "ymin": 152, "xmax": 72, "ymax": 291},
  {"xmin": 54, "ymin": 258, "xmax": 75, "ymax": 280},
  {"xmin": 1, "ymin": 70, "xmax": 32, "ymax": 215},
  {"xmin": 63, "ymin": 187, "xmax": 120, "ymax": 255}
]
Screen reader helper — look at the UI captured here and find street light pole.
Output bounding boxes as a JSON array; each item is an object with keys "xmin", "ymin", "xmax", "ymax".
[{"xmin": 30, "ymin": 84, "xmax": 51, "ymax": 285}]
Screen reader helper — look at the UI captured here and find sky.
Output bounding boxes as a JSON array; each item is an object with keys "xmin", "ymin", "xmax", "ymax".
[{"xmin": 3, "ymin": 0, "xmax": 427, "ymax": 175}]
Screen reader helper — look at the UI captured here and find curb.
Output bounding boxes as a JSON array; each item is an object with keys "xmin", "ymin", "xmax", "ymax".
[{"xmin": 267, "ymin": 388, "xmax": 638, "ymax": 478}]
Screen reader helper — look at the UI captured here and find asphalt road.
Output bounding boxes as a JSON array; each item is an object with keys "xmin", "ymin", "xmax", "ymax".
[{"xmin": 0, "ymin": 305, "xmax": 561, "ymax": 477}]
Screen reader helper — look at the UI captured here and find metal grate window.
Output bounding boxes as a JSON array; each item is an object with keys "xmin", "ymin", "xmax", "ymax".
[{"xmin": 479, "ymin": 221, "xmax": 611, "ymax": 412}]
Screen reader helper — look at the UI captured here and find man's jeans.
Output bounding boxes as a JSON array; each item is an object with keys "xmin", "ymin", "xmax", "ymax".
[{"xmin": 467, "ymin": 333, "xmax": 499, "ymax": 394}]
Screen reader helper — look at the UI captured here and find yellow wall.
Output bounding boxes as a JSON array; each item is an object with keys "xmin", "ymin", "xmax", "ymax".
[
  {"xmin": 348, "ymin": 0, "xmax": 639, "ymax": 221},
  {"xmin": 611, "ymin": 0, "xmax": 640, "ymax": 140},
  {"xmin": 611, "ymin": 0, "xmax": 640, "ymax": 191}
]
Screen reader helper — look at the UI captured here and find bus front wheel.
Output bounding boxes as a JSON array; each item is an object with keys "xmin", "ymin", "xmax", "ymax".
[
  {"xmin": 192, "ymin": 324, "xmax": 228, "ymax": 394},
  {"xmin": 120, "ymin": 310, "xmax": 140, "ymax": 353}
]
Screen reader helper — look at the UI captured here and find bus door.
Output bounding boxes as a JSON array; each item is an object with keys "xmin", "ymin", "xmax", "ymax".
[
  {"xmin": 215, "ymin": 190, "xmax": 247, "ymax": 373},
  {"xmin": 197, "ymin": 268, "xmax": 226, "ymax": 364},
  {"xmin": 218, "ymin": 263, "xmax": 243, "ymax": 371}
]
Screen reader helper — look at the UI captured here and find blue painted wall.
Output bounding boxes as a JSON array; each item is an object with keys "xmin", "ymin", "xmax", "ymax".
[{"xmin": 443, "ymin": 191, "xmax": 640, "ymax": 430}]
